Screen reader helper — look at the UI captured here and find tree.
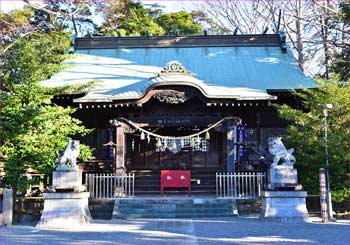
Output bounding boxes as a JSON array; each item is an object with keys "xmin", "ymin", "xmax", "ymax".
[
  {"xmin": 331, "ymin": 2, "xmax": 350, "ymax": 81},
  {"xmin": 1, "ymin": 8, "xmax": 38, "ymax": 55},
  {"xmin": 200, "ymin": 0, "xmax": 277, "ymax": 34},
  {"xmin": 199, "ymin": 0, "xmax": 349, "ymax": 78},
  {"xmin": 96, "ymin": 0, "xmax": 164, "ymax": 36},
  {"xmin": 1, "ymin": 30, "xmax": 93, "ymax": 195},
  {"xmin": 22, "ymin": 0, "xmax": 98, "ymax": 36},
  {"xmin": 190, "ymin": 10, "xmax": 231, "ymax": 34},
  {"xmin": 156, "ymin": 11, "xmax": 202, "ymax": 35},
  {"xmin": 277, "ymin": 80, "xmax": 350, "ymax": 202}
]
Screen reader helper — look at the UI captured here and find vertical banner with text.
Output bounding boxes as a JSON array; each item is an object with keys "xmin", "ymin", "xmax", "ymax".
[{"xmin": 236, "ymin": 124, "xmax": 247, "ymax": 161}]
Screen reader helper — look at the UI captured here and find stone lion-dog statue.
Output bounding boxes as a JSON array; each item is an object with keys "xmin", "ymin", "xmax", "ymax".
[
  {"xmin": 55, "ymin": 140, "xmax": 80, "ymax": 170},
  {"xmin": 268, "ymin": 137, "xmax": 296, "ymax": 168}
]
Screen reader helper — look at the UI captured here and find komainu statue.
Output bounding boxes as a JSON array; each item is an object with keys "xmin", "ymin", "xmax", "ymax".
[
  {"xmin": 55, "ymin": 140, "xmax": 80, "ymax": 170},
  {"xmin": 268, "ymin": 137, "xmax": 295, "ymax": 168}
]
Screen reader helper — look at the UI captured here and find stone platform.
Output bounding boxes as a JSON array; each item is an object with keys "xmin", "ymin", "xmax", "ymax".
[
  {"xmin": 37, "ymin": 192, "xmax": 91, "ymax": 228},
  {"xmin": 260, "ymin": 191, "xmax": 309, "ymax": 222},
  {"xmin": 112, "ymin": 197, "xmax": 238, "ymax": 219}
]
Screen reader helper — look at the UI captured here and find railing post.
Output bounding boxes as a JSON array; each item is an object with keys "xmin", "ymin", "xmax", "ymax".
[
  {"xmin": 230, "ymin": 172, "xmax": 233, "ymax": 197},
  {"xmin": 128, "ymin": 174, "xmax": 130, "ymax": 196},
  {"xmin": 257, "ymin": 173, "xmax": 261, "ymax": 197},
  {"xmin": 92, "ymin": 173, "xmax": 95, "ymax": 199},
  {"xmin": 252, "ymin": 172, "xmax": 256, "ymax": 197},
  {"xmin": 216, "ymin": 172, "xmax": 218, "ymax": 197},
  {"xmin": 133, "ymin": 173, "xmax": 135, "ymax": 196}
]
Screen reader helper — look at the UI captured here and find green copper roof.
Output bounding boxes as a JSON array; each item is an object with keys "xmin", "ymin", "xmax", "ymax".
[{"xmin": 42, "ymin": 45, "xmax": 314, "ymax": 103}]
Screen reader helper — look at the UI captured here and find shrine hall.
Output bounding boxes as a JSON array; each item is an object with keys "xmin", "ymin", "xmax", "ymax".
[{"xmin": 43, "ymin": 32, "xmax": 313, "ymax": 197}]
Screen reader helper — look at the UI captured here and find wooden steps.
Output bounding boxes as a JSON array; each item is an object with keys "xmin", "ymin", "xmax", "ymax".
[{"xmin": 131, "ymin": 169, "xmax": 220, "ymax": 196}]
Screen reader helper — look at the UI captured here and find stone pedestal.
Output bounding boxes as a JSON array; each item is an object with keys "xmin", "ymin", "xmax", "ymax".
[
  {"xmin": 52, "ymin": 169, "xmax": 82, "ymax": 190},
  {"xmin": 37, "ymin": 167, "xmax": 91, "ymax": 229},
  {"xmin": 37, "ymin": 192, "xmax": 91, "ymax": 228},
  {"xmin": 260, "ymin": 191, "xmax": 309, "ymax": 222},
  {"xmin": 267, "ymin": 166, "xmax": 301, "ymax": 190},
  {"xmin": 1, "ymin": 189, "xmax": 13, "ymax": 226}
]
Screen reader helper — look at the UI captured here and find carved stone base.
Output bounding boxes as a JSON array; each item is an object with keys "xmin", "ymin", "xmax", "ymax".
[
  {"xmin": 259, "ymin": 191, "xmax": 309, "ymax": 222},
  {"xmin": 52, "ymin": 169, "xmax": 82, "ymax": 190},
  {"xmin": 36, "ymin": 192, "xmax": 91, "ymax": 228},
  {"xmin": 267, "ymin": 166, "xmax": 298, "ymax": 190}
]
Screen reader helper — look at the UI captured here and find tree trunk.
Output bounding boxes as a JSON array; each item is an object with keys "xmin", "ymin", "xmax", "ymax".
[
  {"xmin": 296, "ymin": 0, "xmax": 304, "ymax": 70},
  {"xmin": 321, "ymin": 0, "xmax": 331, "ymax": 79}
]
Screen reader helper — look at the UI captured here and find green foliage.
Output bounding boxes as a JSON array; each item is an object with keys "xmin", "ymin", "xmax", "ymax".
[
  {"xmin": 332, "ymin": 188, "xmax": 350, "ymax": 203},
  {"xmin": 3, "ymin": 32, "xmax": 70, "ymax": 90},
  {"xmin": 277, "ymin": 80, "xmax": 350, "ymax": 199},
  {"xmin": 97, "ymin": 0, "xmax": 164, "ymax": 36},
  {"xmin": 156, "ymin": 11, "xmax": 202, "ymax": 35},
  {"xmin": 2, "ymin": 31, "xmax": 93, "ymax": 192},
  {"xmin": 191, "ymin": 10, "xmax": 231, "ymax": 34},
  {"xmin": 1, "ymin": 8, "xmax": 33, "ymax": 25},
  {"xmin": 96, "ymin": 1, "xmax": 217, "ymax": 37},
  {"xmin": 1, "ymin": 8, "xmax": 36, "ymax": 52}
]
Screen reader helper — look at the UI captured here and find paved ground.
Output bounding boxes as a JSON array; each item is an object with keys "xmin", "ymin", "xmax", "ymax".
[{"xmin": 1, "ymin": 216, "xmax": 349, "ymax": 244}]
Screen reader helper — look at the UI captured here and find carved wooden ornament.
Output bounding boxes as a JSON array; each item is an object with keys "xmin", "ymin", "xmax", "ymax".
[{"xmin": 153, "ymin": 90, "xmax": 188, "ymax": 104}]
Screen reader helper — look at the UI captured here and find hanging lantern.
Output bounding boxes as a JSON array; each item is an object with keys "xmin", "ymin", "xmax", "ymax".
[
  {"xmin": 205, "ymin": 131, "xmax": 210, "ymax": 141},
  {"xmin": 156, "ymin": 138, "xmax": 162, "ymax": 148},
  {"xmin": 172, "ymin": 140, "xmax": 177, "ymax": 150},
  {"xmin": 191, "ymin": 137, "xmax": 196, "ymax": 148},
  {"xmin": 140, "ymin": 131, "xmax": 145, "ymax": 140}
]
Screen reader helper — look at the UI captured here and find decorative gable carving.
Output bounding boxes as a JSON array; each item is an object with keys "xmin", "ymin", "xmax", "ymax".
[
  {"xmin": 152, "ymin": 90, "xmax": 188, "ymax": 104},
  {"xmin": 158, "ymin": 61, "xmax": 192, "ymax": 76}
]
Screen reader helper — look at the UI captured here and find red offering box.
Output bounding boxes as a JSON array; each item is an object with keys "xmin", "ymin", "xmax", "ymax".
[{"xmin": 160, "ymin": 170, "xmax": 191, "ymax": 197}]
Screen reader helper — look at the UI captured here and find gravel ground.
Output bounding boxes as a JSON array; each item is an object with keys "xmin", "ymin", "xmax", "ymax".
[{"xmin": 1, "ymin": 216, "xmax": 349, "ymax": 245}]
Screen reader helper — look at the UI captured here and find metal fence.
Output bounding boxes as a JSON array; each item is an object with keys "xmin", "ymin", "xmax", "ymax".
[
  {"xmin": 216, "ymin": 172, "xmax": 265, "ymax": 199},
  {"xmin": 85, "ymin": 173, "xmax": 135, "ymax": 199}
]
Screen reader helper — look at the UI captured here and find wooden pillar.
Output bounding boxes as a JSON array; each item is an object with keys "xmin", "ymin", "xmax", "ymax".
[
  {"xmin": 115, "ymin": 123, "xmax": 126, "ymax": 175},
  {"xmin": 256, "ymin": 111, "xmax": 262, "ymax": 147},
  {"xmin": 226, "ymin": 119, "xmax": 236, "ymax": 173}
]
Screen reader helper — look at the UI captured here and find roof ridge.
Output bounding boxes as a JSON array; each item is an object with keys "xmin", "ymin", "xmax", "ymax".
[{"xmin": 74, "ymin": 34, "xmax": 285, "ymax": 51}]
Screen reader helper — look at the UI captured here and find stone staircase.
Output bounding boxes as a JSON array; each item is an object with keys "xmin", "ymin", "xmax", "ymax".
[
  {"xmin": 131, "ymin": 169, "xmax": 219, "ymax": 196},
  {"xmin": 112, "ymin": 197, "xmax": 238, "ymax": 219},
  {"xmin": 90, "ymin": 169, "xmax": 239, "ymax": 219}
]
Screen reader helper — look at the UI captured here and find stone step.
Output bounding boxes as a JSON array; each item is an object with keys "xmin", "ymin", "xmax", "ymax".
[
  {"xmin": 117, "ymin": 203, "xmax": 233, "ymax": 209},
  {"xmin": 89, "ymin": 200, "xmax": 114, "ymax": 220},
  {"xmin": 112, "ymin": 198, "xmax": 237, "ymax": 219},
  {"xmin": 113, "ymin": 212, "xmax": 234, "ymax": 219},
  {"xmin": 134, "ymin": 190, "xmax": 216, "ymax": 196},
  {"xmin": 134, "ymin": 184, "xmax": 216, "ymax": 189}
]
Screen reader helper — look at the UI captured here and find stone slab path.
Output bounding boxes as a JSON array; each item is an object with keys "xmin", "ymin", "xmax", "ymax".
[{"xmin": 1, "ymin": 217, "xmax": 349, "ymax": 244}]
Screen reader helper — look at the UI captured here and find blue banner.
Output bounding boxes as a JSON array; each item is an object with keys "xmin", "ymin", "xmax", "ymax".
[{"xmin": 236, "ymin": 125, "xmax": 247, "ymax": 160}]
